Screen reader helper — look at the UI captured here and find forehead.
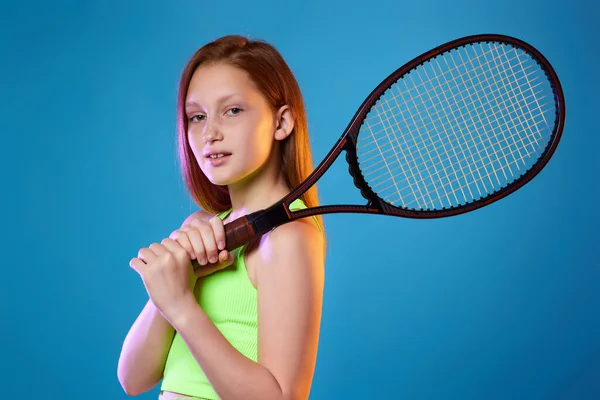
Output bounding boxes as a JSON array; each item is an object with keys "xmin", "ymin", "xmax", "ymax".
[{"xmin": 186, "ymin": 63, "xmax": 259, "ymax": 104}]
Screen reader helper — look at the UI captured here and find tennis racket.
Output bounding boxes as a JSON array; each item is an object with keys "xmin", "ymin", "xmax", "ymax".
[{"xmin": 223, "ymin": 33, "xmax": 565, "ymax": 251}]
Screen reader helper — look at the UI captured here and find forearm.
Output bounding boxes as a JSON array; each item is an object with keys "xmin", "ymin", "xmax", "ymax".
[
  {"xmin": 117, "ymin": 299, "xmax": 175, "ymax": 395},
  {"xmin": 171, "ymin": 298, "xmax": 287, "ymax": 400}
]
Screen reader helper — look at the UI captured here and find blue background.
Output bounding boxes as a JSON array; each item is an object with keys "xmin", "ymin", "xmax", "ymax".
[{"xmin": 1, "ymin": 0, "xmax": 598, "ymax": 398}]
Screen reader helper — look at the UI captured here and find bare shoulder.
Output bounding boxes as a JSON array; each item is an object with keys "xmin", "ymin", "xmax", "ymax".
[
  {"xmin": 254, "ymin": 217, "xmax": 325, "ymax": 285},
  {"xmin": 263, "ymin": 218, "xmax": 324, "ymax": 260},
  {"xmin": 181, "ymin": 209, "xmax": 215, "ymax": 227}
]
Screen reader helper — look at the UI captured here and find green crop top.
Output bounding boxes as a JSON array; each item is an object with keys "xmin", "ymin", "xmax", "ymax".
[{"xmin": 160, "ymin": 198, "xmax": 317, "ymax": 399}]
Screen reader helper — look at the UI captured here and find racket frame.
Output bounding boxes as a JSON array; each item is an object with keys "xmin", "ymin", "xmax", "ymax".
[{"xmin": 224, "ymin": 34, "xmax": 565, "ymax": 250}]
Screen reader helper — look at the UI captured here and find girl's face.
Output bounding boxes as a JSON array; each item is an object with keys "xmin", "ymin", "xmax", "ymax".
[{"xmin": 185, "ymin": 63, "xmax": 277, "ymax": 187}]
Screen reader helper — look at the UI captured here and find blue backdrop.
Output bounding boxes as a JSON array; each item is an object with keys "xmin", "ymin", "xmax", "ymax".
[{"xmin": 1, "ymin": 1, "xmax": 598, "ymax": 399}]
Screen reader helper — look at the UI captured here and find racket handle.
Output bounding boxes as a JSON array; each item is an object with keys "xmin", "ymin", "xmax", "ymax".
[{"xmin": 224, "ymin": 216, "xmax": 255, "ymax": 251}]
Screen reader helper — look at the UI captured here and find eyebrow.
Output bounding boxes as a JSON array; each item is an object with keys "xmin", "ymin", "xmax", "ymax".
[{"xmin": 185, "ymin": 94, "xmax": 239, "ymax": 109}]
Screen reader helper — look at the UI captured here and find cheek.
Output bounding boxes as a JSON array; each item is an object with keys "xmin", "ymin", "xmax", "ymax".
[
  {"xmin": 239, "ymin": 136, "xmax": 271, "ymax": 168},
  {"xmin": 254, "ymin": 141, "xmax": 273, "ymax": 160},
  {"xmin": 186, "ymin": 136, "xmax": 208, "ymax": 172},
  {"xmin": 249, "ymin": 119, "xmax": 276, "ymax": 157},
  {"xmin": 187, "ymin": 130, "xmax": 203, "ymax": 153}
]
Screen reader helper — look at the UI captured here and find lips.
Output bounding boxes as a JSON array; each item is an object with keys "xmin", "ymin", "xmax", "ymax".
[
  {"xmin": 204, "ymin": 151, "xmax": 232, "ymax": 166},
  {"xmin": 203, "ymin": 151, "xmax": 232, "ymax": 159},
  {"xmin": 206, "ymin": 153, "xmax": 231, "ymax": 159}
]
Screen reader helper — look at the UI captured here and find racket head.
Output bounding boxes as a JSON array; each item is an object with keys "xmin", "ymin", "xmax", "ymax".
[{"xmin": 343, "ymin": 34, "xmax": 565, "ymax": 218}]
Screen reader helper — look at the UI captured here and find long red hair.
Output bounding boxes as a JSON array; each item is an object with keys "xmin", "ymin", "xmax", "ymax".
[{"xmin": 176, "ymin": 35, "xmax": 322, "ymax": 230}]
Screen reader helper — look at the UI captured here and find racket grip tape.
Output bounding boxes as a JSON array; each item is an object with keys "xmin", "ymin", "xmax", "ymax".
[{"xmin": 224, "ymin": 216, "xmax": 255, "ymax": 251}]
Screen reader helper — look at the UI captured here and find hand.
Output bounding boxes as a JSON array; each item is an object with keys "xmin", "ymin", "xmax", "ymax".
[
  {"xmin": 129, "ymin": 238, "xmax": 196, "ymax": 322},
  {"xmin": 169, "ymin": 215, "xmax": 235, "ymax": 278}
]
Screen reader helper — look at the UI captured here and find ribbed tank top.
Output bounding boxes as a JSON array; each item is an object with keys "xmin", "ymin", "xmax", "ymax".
[{"xmin": 160, "ymin": 198, "xmax": 311, "ymax": 399}]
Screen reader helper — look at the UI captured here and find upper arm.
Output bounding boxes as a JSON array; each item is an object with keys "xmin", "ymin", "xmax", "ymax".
[{"xmin": 255, "ymin": 219, "xmax": 325, "ymax": 400}]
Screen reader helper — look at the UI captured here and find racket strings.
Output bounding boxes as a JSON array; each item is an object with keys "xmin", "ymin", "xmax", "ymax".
[
  {"xmin": 510, "ymin": 45, "xmax": 552, "ymax": 133},
  {"xmin": 359, "ymin": 43, "xmax": 523, "ymax": 123},
  {"xmin": 365, "ymin": 69, "xmax": 549, "ymax": 207},
  {"xmin": 362, "ymin": 81, "xmax": 552, "ymax": 201},
  {"xmin": 375, "ymin": 43, "xmax": 507, "ymax": 103},
  {"xmin": 356, "ymin": 41, "xmax": 556, "ymax": 211},
  {"xmin": 359, "ymin": 75, "xmax": 549, "ymax": 176},
  {"xmin": 441, "ymin": 44, "xmax": 535, "ymax": 192},
  {"xmin": 359, "ymin": 52, "xmax": 545, "ymax": 162},
  {"xmin": 372, "ymin": 107, "xmax": 550, "ymax": 202}
]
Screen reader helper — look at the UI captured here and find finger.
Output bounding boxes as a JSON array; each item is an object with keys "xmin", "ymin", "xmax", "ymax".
[
  {"xmin": 149, "ymin": 242, "xmax": 169, "ymax": 255},
  {"xmin": 129, "ymin": 257, "xmax": 145, "ymax": 273},
  {"xmin": 209, "ymin": 215, "xmax": 226, "ymax": 251},
  {"xmin": 138, "ymin": 247, "xmax": 158, "ymax": 263},
  {"xmin": 169, "ymin": 230, "xmax": 196, "ymax": 260},
  {"xmin": 183, "ymin": 226, "xmax": 207, "ymax": 265},
  {"xmin": 192, "ymin": 220, "xmax": 218, "ymax": 264},
  {"xmin": 218, "ymin": 249, "xmax": 234, "ymax": 266},
  {"xmin": 193, "ymin": 250, "xmax": 234, "ymax": 278},
  {"xmin": 160, "ymin": 237, "xmax": 190, "ymax": 261}
]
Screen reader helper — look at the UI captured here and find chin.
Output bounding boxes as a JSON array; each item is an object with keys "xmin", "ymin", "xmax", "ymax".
[
  {"xmin": 202, "ymin": 169, "xmax": 240, "ymax": 186},
  {"xmin": 201, "ymin": 157, "xmax": 263, "ymax": 187},
  {"xmin": 206, "ymin": 169, "xmax": 259, "ymax": 188},
  {"xmin": 204, "ymin": 174, "xmax": 230, "ymax": 186}
]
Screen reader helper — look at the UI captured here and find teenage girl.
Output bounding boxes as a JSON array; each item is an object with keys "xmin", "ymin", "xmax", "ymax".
[{"xmin": 117, "ymin": 35, "xmax": 326, "ymax": 400}]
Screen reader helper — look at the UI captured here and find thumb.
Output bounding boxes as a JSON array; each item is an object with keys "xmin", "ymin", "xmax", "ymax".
[{"xmin": 218, "ymin": 249, "xmax": 234, "ymax": 267}]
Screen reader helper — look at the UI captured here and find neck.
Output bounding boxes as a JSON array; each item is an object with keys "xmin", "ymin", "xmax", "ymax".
[{"xmin": 225, "ymin": 151, "xmax": 290, "ymax": 221}]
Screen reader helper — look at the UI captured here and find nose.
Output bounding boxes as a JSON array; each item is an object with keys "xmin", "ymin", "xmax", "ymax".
[{"xmin": 202, "ymin": 120, "xmax": 222, "ymax": 144}]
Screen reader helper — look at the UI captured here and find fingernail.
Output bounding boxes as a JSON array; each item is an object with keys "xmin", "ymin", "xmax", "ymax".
[
  {"xmin": 218, "ymin": 241, "xmax": 225, "ymax": 250},
  {"xmin": 191, "ymin": 253, "xmax": 196, "ymax": 260},
  {"xmin": 200, "ymin": 257, "xmax": 207, "ymax": 265},
  {"xmin": 209, "ymin": 256, "xmax": 217, "ymax": 263}
]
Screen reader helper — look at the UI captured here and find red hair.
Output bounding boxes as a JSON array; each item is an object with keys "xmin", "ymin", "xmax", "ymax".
[{"xmin": 177, "ymin": 35, "xmax": 322, "ymax": 229}]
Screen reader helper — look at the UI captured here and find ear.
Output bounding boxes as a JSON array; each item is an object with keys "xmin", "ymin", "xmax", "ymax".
[{"xmin": 273, "ymin": 105, "xmax": 295, "ymax": 141}]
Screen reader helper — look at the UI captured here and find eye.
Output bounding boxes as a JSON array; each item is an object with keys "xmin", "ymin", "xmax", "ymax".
[
  {"xmin": 189, "ymin": 114, "xmax": 206, "ymax": 122},
  {"xmin": 226, "ymin": 107, "xmax": 242, "ymax": 116}
]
